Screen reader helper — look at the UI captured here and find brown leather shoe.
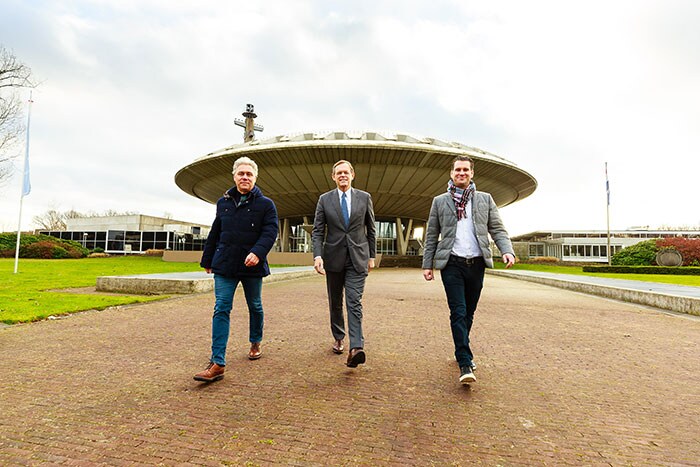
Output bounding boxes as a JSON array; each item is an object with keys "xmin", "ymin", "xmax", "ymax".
[
  {"xmin": 248, "ymin": 342, "xmax": 262, "ymax": 360},
  {"xmin": 346, "ymin": 348, "xmax": 366, "ymax": 368},
  {"xmin": 332, "ymin": 339, "xmax": 345, "ymax": 354},
  {"xmin": 193, "ymin": 362, "xmax": 225, "ymax": 382}
]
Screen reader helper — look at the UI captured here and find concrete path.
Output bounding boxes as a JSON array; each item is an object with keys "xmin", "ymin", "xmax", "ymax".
[
  {"xmin": 1, "ymin": 269, "xmax": 698, "ymax": 465},
  {"xmin": 492, "ymin": 269, "xmax": 700, "ymax": 298},
  {"xmin": 489, "ymin": 269, "xmax": 700, "ymax": 316}
]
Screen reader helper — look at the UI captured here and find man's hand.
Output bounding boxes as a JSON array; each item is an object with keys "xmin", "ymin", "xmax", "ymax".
[
  {"xmin": 244, "ymin": 252, "xmax": 260, "ymax": 267},
  {"xmin": 204, "ymin": 268, "xmax": 212, "ymax": 274},
  {"xmin": 368, "ymin": 258, "xmax": 375, "ymax": 271},
  {"xmin": 423, "ymin": 269, "xmax": 434, "ymax": 281},
  {"xmin": 314, "ymin": 256, "xmax": 325, "ymax": 275},
  {"xmin": 503, "ymin": 253, "xmax": 516, "ymax": 269}
]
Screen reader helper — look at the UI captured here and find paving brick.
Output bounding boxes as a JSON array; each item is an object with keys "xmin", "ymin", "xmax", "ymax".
[{"xmin": 1, "ymin": 269, "xmax": 698, "ymax": 465}]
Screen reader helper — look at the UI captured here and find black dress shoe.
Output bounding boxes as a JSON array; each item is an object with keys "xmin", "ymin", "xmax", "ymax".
[
  {"xmin": 346, "ymin": 348, "xmax": 366, "ymax": 367},
  {"xmin": 332, "ymin": 339, "xmax": 345, "ymax": 354}
]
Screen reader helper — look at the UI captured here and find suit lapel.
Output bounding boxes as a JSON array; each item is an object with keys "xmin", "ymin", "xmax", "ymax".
[
  {"xmin": 348, "ymin": 188, "xmax": 357, "ymax": 225},
  {"xmin": 444, "ymin": 193, "xmax": 457, "ymax": 217}
]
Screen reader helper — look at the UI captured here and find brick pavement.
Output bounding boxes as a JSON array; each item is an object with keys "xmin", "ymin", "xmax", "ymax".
[{"xmin": 1, "ymin": 269, "xmax": 698, "ymax": 466}]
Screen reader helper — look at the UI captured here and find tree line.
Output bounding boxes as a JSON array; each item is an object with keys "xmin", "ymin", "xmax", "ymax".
[{"xmin": 32, "ymin": 209, "xmax": 139, "ymax": 231}]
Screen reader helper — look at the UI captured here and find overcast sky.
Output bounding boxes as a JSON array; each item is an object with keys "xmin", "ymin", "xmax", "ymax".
[{"xmin": 1, "ymin": 0, "xmax": 698, "ymax": 236}]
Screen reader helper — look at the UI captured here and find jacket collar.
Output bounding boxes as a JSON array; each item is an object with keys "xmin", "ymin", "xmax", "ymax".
[{"xmin": 224, "ymin": 185, "xmax": 262, "ymax": 202}]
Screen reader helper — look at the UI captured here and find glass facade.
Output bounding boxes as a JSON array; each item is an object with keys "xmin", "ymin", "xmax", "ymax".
[
  {"xmin": 562, "ymin": 244, "xmax": 622, "ymax": 260},
  {"xmin": 376, "ymin": 221, "xmax": 397, "ymax": 255},
  {"xmin": 39, "ymin": 230, "xmax": 206, "ymax": 253}
]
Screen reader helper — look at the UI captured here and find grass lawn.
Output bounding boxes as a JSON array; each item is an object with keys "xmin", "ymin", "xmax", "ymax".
[
  {"xmin": 1, "ymin": 256, "xmax": 202, "ymax": 324},
  {"xmin": 494, "ymin": 262, "xmax": 700, "ymax": 287},
  {"xmin": 3, "ymin": 257, "xmax": 697, "ymax": 325}
]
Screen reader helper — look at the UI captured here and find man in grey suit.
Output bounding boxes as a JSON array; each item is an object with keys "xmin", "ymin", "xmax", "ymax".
[
  {"xmin": 312, "ymin": 160, "xmax": 376, "ymax": 368},
  {"xmin": 422, "ymin": 155, "xmax": 515, "ymax": 385}
]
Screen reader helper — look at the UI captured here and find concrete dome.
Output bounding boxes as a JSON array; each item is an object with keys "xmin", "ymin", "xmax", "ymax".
[{"xmin": 175, "ymin": 130, "xmax": 537, "ymax": 221}]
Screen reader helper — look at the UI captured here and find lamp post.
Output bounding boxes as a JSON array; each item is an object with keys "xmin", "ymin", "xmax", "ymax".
[{"xmin": 83, "ymin": 232, "xmax": 88, "ymax": 249}]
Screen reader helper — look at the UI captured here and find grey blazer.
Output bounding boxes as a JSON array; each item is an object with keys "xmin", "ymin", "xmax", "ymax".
[
  {"xmin": 422, "ymin": 191, "xmax": 514, "ymax": 270},
  {"xmin": 312, "ymin": 188, "xmax": 377, "ymax": 274}
]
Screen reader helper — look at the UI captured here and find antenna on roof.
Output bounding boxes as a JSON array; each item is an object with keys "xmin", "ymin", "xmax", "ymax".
[{"xmin": 234, "ymin": 104, "xmax": 264, "ymax": 143}]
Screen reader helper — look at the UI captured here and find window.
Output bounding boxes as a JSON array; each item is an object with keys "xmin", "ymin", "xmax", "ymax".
[
  {"xmin": 528, "ymin": 244, "xmax": 545, "ymax": 257},
  {"xmin": 155, "ymin": 232, "xmax": 168, "ymax": 250},
  {"xmin": 376, "ymin": 221, "xmax": 397, "ymax": 255},
  {"xmin": 107, "ymin": 230, "xmax": 125, "ymax": 251}
]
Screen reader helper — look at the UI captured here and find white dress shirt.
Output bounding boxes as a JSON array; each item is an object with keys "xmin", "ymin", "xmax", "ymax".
[{"xmin": 451, "ymin": 199, "xmax": 482, "ymax": 258}]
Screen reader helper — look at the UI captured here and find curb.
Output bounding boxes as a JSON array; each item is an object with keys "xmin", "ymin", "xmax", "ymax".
[
  {"xmin": 96, "ymin": 269, "xmax": 316, "ymax": 295},
  {"xmin": 487, "ymin": 269, "xmax": 700, "ymax": 316}
]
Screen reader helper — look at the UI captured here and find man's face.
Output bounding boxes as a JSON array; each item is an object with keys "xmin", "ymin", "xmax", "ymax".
[
  {"xmin": 233, "ymin": 164, "xmax": 256, "ymax": 194},
  {"xmin": 450, "ymin": 160, "xmax": 473, "ymax": 189},
  {"xmin": 331, "ymin": 163, "xmax": 354, "ymax": 192}
]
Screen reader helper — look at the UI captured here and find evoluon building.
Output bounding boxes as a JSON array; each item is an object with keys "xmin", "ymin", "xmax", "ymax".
[{"xmin": 175, "ymin": 128, "xmax": 537, "ymax": 258}]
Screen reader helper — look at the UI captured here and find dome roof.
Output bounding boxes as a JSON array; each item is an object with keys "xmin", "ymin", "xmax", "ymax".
[{"xmin": 175, "ymin": 130, "xmax": 537, "ymax": 221}]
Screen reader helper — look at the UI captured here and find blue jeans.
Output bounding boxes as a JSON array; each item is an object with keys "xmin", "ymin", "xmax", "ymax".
[
  {"xmin": 440, "ymin": 257, "xmax": 485, "ymax": 368},
  {"xmin": 211, "ymin": 274, "xmax": 264, "ymax": 366}
]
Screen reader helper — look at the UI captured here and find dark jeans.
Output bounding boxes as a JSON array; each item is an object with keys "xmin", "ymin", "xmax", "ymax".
[
  {"xmin": 440, "ymin": 256, "xmax": 485, "ymax": 368},
  {"xmin": 210, "ymin": 274, "xmax": 264, "ymax": 366}
]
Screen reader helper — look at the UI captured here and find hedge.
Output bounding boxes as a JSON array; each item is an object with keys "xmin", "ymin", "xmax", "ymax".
[
  {"xmin": 0, "ymin": 233, "xmax": 89, "ymax": 259},
  {"xmin": 582, "ymin": 265, "xmax": 700, "ymax": 275}
]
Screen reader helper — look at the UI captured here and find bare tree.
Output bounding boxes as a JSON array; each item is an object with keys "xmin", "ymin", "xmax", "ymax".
[
  {"xmin": 0, "ymin": 45, "xmax": 35, "ymax": 183},
  {"xmin": 32, "ymin": 209, "xmax": 69, "ymax": 230},
  {"xmin": 658, "ymin": 224, "xmax": 700, "ymax": 231},
  {"xmin": 102, "ymin": 209, "xmax": 138, "ymax": 217},
  {"xmin": 32, "ymin": 208, "xmax": 141, "ymax": 230}
]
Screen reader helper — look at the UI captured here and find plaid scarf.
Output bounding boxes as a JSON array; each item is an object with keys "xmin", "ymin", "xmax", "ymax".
[{"xmin": 447, "ymin": 180, "xmax": 475, "ymax": 220}]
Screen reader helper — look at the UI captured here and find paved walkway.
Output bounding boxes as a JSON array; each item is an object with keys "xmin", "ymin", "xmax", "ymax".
[
  {"xmin": 492, "ymin": 269, "xmax": 700, "ymax": 299},
  {"xmin": 1, "ymin": 269, "xmax": 699, "ymax": 465}
]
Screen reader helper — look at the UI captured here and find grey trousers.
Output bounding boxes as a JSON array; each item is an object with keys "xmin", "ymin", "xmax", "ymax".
[{"xmin": 326, "ymin": 256, "xmax": 367, "ymax": 350}]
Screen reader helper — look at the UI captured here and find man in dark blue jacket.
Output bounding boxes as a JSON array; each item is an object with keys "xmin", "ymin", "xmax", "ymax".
[{"xmin": 194, "ymin": 156, "xmax": 279, "ymax": 383}]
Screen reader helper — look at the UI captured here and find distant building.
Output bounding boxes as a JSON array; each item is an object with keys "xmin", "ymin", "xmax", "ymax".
[
  {"xmin": 511, "ymin": 229, "xmax": 700, "ymax": 263},
  {"xmin": 38, "ymin": 214, "xmax": 210, "ymax": 254}
]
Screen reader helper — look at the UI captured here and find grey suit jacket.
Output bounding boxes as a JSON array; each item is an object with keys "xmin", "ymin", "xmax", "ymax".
[
  {"xmin": 312, "ymin": 188, "xmax": 377, "ymax": 274},
  {"xmin": 421, "ymin": 191, "xmax": 514, "ymax": 269}
]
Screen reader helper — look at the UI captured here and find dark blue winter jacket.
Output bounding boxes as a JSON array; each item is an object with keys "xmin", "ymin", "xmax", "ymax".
[{"xmin": 200, "ymin": 185, "xmax": 279, "ymax": 277}]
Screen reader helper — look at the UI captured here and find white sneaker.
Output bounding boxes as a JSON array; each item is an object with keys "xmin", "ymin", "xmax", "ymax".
[{"xmin": 459, "ymin": 366, "xmax": 476, "ymax": 384}]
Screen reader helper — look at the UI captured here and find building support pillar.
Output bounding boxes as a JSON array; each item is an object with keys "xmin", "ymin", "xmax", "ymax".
[
  {"xmin": 395, "ymin": 217, "xmax": 413, "ymax": 256},
  {"xmin": 279, "ymin": 217, "xmax": 291, "ymax": 252}
]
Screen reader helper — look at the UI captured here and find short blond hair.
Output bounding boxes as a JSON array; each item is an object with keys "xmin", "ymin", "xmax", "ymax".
[{"xmin": 232, "ymin": 156, "xmax": 258, "ymax": 177}]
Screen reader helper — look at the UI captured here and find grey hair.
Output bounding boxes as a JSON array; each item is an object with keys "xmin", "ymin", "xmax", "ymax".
[{"xmin": 232, "ymin": 156, "xmax": 258, "ymax": 177}]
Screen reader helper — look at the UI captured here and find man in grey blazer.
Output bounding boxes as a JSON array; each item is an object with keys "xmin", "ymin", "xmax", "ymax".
[
  {"xmin": 422, "ymin": 155, "xmax": 515, "ymax": 385},
  {"xmin": 312, "ymin": 160, "xmax": 376, "ymax": 368}
]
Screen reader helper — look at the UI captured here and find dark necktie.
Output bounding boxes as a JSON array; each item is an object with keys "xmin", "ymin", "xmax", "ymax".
[{"xmin": 341, "ymin": 192, "xmax": 350, "ymax": 228}]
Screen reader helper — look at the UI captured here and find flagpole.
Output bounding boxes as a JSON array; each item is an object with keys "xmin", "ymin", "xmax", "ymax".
[
  {"xmin": 14, "ymin": 92, "xmax": 33, "ymax": 274},
  {"xmin": 606, "ymin": 162, "xmax": 611, "ymax": 265}
]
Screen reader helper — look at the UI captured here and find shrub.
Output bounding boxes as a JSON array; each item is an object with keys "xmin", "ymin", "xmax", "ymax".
[
  {"xmin": 92, "ymin": 247, "xmax": 105, "ymax": 254},
  {"xmin": 583, "ymin": 265, "xmax": 700, "ymax": 275},
  {"xmin": 656, "ymin": 238, "xmax": 700, "ymax": 266},
  {"xmin": 0, "ymin": 233, "xmax": 89, "ymax": 259},
  {"xmin": 22, "ymin": 241, "xmax": 68, "ymax": 259},
  {"xmin": 527, "ymin": 256, "xmax": 559, "ymax": 264},
  {"xmin": 611, "ymin": 239, "xmax": 658, "ymax": 266}
]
